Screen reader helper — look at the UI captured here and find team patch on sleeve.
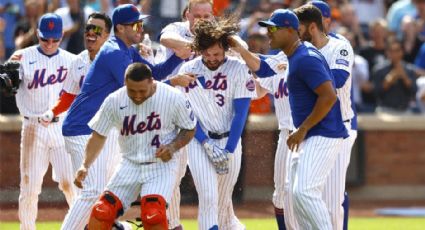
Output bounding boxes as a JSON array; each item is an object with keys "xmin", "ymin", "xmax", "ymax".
[
  {"xmin": 336, "ymin": 59, "xmax": 349, "ymax": 67},
  {"xmin": 246, "ymin": 79, "xmax": 255, "ymax": 91}
]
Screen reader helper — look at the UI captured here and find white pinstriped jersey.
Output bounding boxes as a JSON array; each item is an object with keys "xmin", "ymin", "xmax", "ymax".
[
  {"xmin": 63, "ymin": 50, "xmax": 90, "ymax": 94},
  {"xmin": 257, "ymin": 52, "xmax": 293, "ymax": 130},
  {"xmin": 89, "ymin": 82, "xmax": 196, "ymax": 163},
  {"xmin": 319, "ymin": 36, "xmax": 354, "ymax": 121},
  {"xmin": 177, "ymin": 56, "xmax": 256, "ymax": 133},
  {"xmin": 15, "ymin": 46, "xmax": 76, "ymax": 117}
]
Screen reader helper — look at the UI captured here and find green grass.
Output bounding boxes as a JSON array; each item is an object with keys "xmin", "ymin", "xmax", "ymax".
[{"xmin": 1, "ymin": 218, "xmax": 425, "ymax": 229}]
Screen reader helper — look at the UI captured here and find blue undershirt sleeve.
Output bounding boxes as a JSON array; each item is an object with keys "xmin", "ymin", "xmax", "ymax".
[
  {"xmin": 150, "ymin": 54, "xmax": 183, "ymax": 80},
  {"xmin": 332, "ymin": 69, "xmax": 350, "ymax": 88},
  {"xmin": 225, "ymin": 98, "xmax": 251, "ymax": 153},
  {"xmin": 194, "ymin": 121, "xmax": 208, "ymax": 144},
  {"xmin": 255, "ymin": 59, "xmax": 277, "ymax": 78}
]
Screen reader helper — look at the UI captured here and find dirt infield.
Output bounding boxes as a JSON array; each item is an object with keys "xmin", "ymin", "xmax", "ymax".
[{"xmin": 2, "ymin": 200, "xmax": 425, "ymax": 222}]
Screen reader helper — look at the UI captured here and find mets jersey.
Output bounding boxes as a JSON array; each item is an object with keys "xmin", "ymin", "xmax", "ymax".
[
  {"xmin": 89, "ymin": 82, "xmax": 196, "ymax": 163},
  {"xmin": 177, "ymin": 56, "xmax": 256, "ymax": 133},
  {"xmin": 15, "ymin": 46, "xmax": 76, "ymax": 117},
  {"xmin": 257, "ymin": 51, "xmax": 293, "ymax": 130}
]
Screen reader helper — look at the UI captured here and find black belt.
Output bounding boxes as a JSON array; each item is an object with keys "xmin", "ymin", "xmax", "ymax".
[
  {"xmin": 343, "ymin": 119, "xmax": 351, "ymax": 123},
  {"xmin": 208, "ymin": 131, "xmax": 230, "ymax": 140},
  {"xmin": 24, "ymin": 116, "xmax": 60, "ymax": 123}
]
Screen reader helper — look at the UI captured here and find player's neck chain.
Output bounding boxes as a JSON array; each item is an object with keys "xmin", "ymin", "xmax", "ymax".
[{"xmin": 286, "ymin": 39, "xmax": 301, "ymax": 57}]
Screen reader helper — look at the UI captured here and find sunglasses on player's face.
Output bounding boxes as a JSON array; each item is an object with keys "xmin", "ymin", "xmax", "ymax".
[
  {"xmin": 267, "ymin": 26, "xmax": 284, "ymax": 33},
  {"xmin": 40, "ymin": 37, "xmax": 60, "ymax": 43},
  {"xmin": 122, "ymin": 21, "xmax": 144, "ymax": 32},
  {"xmin": 85, "ymin": 24, "xmax": 104, "ymax": 36}
]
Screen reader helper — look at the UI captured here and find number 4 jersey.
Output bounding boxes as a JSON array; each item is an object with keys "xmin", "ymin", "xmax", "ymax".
[
  {"xmin": 89, "ymin": 82, "xmax": 196, "ymax": 163},
  {"xmin": 177, "ymin": 56, "xmax": 256, "ymax": 134}
]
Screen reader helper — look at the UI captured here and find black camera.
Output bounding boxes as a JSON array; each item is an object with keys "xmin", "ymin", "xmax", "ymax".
[{"xmin": 0, "ymin": 61, "xmax": 21, "ymax": 97}]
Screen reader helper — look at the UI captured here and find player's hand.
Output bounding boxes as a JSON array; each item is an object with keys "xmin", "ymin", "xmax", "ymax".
[
  {"xmin": 155, "ymin": 144, "xmax": 174, "ymax": 162},
  {"xmin": 203, "ymin": 139, "xmax": 229, "ymax": 165},
  {"xmin": 227, "ymin": 35, "xmax": 245, "ymax": 53},
  {"xmin": 214, "ymin": 160, "xmax": 229, "ymax": 175},
  {"xmin": 287, "ymin": 127, "xmax": 308, "ymax": 152},
  {"xmin": 169, "ymin": 74, "xmax": 197, "ymax": 87},
  {"xmin": 138, "ymin": 43, "xmax": 154, "ymax": 63},
  {"xmin": 173, "ymin": 44, "xmax": 194, "ymax": 60},
  {"xmin": 74, "ymin": 166, "xmax": 89, "ymax": 189},
  {"xmin": 39, "ymin": 110, "xmax": 54, "ymax": 128}
]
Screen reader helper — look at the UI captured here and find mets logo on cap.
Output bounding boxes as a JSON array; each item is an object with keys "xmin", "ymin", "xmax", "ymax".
[{"xmin": 48, "ymin": 21, "xmax": 55, "ymax": 30}]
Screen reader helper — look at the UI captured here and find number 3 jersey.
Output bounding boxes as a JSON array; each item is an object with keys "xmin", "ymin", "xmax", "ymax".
[
  {"xmin": 177, "ymin": 56, "xmax": 256, "ymax": 134},
  {"xmin": 89, "ymin": 82, "xmax": 196, "ymax": 163}
]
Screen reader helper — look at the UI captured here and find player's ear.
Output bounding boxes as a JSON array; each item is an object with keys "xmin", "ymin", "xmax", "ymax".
[{"xmin": 116, "ymin": 24, "xmax": 125, "ymax": 33}]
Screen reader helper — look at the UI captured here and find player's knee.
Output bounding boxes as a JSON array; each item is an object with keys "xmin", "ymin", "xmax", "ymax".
[
  {"xmin": 140, "ymin": 194, "xmax": 168, "ymax": 230},
  {"xmin": 87, "ymin": 191, "xmax": 124, "ymax": 230}
]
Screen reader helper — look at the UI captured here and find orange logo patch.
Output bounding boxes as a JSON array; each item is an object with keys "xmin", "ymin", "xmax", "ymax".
[{"xmin": 48, "ymin": 21, "xmax": 55, "ymax": 30}]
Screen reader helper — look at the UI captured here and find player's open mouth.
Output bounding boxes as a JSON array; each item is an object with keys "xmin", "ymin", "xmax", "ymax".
[{"xmin": 86, "ymin": 35, "xmax": 97, "ymax": 42}]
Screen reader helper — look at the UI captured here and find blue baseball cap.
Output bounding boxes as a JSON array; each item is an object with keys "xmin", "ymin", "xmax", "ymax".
[
  {"xmin": 310, "ymin": 0, "xmax": 331, "ymax": 18},
  {"xmin": 38, "ymin": 13, "xmax": 63, "ymax": 39},
  {"xmin": 112, "ymin": 4, "xmax": 149, "ymax": 26},
  {"xmin": 258, "ymin": 9, "xmax": 299, "ymax": 30}
]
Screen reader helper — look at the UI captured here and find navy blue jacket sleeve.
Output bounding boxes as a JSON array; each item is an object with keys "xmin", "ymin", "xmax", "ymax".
[{"xmin": 225, "ymin": 98, "xmax": 251, "ymax": 153}]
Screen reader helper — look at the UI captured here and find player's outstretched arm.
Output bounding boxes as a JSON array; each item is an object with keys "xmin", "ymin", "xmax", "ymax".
[
  {"xmin": 225, "ymin": 97, "xmax": 251, "ymax": 153},
  {"xmin": 39, "ymin": 91, "xmax": 77, "ymax": 127},
  {"xmin": 160, "ymin": 32, "xmax": 193, "ymax": 60},
  {"xmin": 228, "ymin": 35, "xmax": 261, "ymax": 71},
  {"xmin": 150, "ymin": 54, "xmax": 184, "ymax": 81},
  {"xmin": 74, "ymin": 131, "xmax": 107, "ymax": 188},
  {"xmin": 156, "ymin": 128, "xmax": 196, "ymax": 162}
]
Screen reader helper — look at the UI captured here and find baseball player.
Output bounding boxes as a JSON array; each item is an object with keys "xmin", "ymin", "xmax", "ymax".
[
  {"xmin": 308, "ymin": 2, "xmax": 359, "ymax": 229},
  {"xmin": 177, "ymin": 18, "xmax": 255, "ymax": 230},
  {"xmin": 9, "ymin": 13, "xmax": 77, "ymax": 230},
  {"xmin": 255, "ymin": 53, "xmax": 294, "ymax": 230},
  {"xmin": 255, "ymin": 9, "xmax": 348, "ymax": 229},
  {"xmin": 294, "ymin": 5, "xmax": 356, "ymax": 230},
  {"xmin": 155, "ymin": 1, "xmax": 214, "ymax": 229},
  {"xmin": 36, "ymin": 12, "xmax": 126, "ymax": 229},
  {"xmin": 226, "ymin": 33, "xmax": 294, "ymax": 229},
  {"xmin": 74, "ymin": 63, "xmax": 196, "ymax": 230},
  {"xmin": 60, "ymin": 4, "xmax": 183, "ymax": 229}
]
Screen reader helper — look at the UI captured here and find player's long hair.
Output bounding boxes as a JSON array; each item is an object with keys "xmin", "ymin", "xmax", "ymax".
[{"xmin": 191, "ymin": 16, "xmax": 240, "ymax": 52}]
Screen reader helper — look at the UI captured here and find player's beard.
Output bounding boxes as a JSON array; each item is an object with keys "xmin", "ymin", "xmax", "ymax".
[{"xmin": 202, "ymin": 59, "xmax": 224, "ymax": 71}]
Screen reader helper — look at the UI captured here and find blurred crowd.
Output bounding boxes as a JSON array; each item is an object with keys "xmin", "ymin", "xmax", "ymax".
[{"xmin": 1, "ymin": 0, "xmax": 425, "ymax": 115}]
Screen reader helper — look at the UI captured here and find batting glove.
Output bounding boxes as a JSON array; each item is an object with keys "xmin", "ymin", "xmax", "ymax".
[
  {"xmin": 39, "ymin": 110, "xmax": 54, "ymax": 127},
  {"xmin": 214, "ymin": 160, "xmax": 229, "ymax": 175},
  {"xmin": 203, "ymin": 139, "xmax": 229, "ymax": 165}
]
